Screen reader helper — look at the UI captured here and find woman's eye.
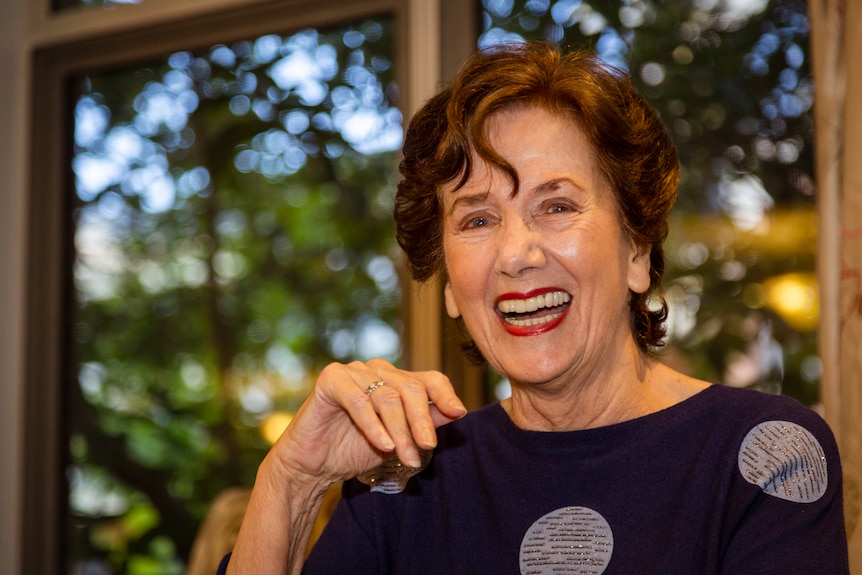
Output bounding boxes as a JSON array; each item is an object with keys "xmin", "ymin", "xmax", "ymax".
[
  {"xmin": 453, "ymin": 210, "xmax": 496, "ymax": 232},
  {"xmin": 547, "ymin": 203, "xmax": 572, "ymax": 214}
]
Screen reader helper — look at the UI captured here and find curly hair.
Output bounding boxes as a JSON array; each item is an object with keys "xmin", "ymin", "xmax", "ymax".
[{"xmin": 394, "ymin": 42, "xmax": 678, "ymax": 355}]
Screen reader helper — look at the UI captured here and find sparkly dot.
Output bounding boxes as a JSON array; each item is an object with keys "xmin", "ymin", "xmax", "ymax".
[
  {"xmin": 519, "ymin": 506, "xmax": 614, "ymax": 574},
  {"xmin": 738, "ymin": 420, "xmax": 828, "ymax": 503}
]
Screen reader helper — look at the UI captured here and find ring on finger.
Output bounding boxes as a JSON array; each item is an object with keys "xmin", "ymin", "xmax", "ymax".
[{"xmin": 365, "ymin": 380, "xmax": 386, "ymax": 397}]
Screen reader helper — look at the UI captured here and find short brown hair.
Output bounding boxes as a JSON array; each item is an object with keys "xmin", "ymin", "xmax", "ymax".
[{"xmin": 394, "ymin": 42, "xmax": 678, "ymax": 353}]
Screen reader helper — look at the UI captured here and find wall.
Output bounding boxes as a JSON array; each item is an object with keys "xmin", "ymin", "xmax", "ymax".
[{"xmin": 0, "ymin": 0, "xmax": 28, "ymax": 573}]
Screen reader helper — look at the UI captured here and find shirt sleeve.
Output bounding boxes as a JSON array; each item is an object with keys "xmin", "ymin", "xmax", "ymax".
[
  {"xmin": 303, "ymin": 481, "xmax": 382, "ymax": 574},
  {"xmin": 216, "ymin": 552, "xmax": 230, "ymax": 575},
  {"xmin": 719, "ymin": 409, "xmax": 849, "ymax": 574}
]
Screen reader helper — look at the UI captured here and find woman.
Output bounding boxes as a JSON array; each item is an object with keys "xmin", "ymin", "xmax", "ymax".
[{"xmin": 223, "ymin": 43, "xmax": 848, "ymax": 574}]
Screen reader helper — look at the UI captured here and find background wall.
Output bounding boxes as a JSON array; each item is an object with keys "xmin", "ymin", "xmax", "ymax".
[{"xmin": 0, "ymin": 0, "xmax": 28, "ymax": 573}]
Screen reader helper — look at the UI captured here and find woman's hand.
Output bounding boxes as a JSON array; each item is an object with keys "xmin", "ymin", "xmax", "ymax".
[
  {"xmin": 226, "ymin": 360, "xmax": 466, "ymax": 575},
  {"xmin": 267, "ymin": 358, "xmax": 467, "ymax": 488}
]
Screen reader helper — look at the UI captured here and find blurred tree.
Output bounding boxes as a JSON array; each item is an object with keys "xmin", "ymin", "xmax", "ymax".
[
  {"xmin": 481, "ymin": 0, "xmax": 819, "ymax": 406},
  {"xmin": 68, "ymin": 19, "xmax": 402, "ymax": 573}
]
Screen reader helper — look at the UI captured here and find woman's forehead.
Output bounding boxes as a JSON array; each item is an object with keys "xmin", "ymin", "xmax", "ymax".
[{"xmin": 440, "ymin": 109, "xmax": 604, "ymax": 198}]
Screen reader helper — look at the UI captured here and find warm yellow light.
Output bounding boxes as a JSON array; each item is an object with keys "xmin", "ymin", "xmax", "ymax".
[
  {"xmin": 763, "ymin": 273, "xmax": 819, "ymax": 332},
  {"xmin": 260, "ymin": 411, "xmax": 293, "ymax": 445}
]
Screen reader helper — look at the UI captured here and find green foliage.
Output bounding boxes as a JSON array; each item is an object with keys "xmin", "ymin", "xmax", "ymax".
[{"xmin": 69, "ymin": 18, "xmax": 402, "ymax": 572}]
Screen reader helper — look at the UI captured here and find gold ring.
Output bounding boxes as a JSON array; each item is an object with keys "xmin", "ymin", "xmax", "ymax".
[{"xmin": 365, "ymin": 380, "xmax": 385, "ymax": 397}]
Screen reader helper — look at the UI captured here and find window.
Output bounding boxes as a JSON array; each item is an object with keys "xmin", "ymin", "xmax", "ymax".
[
  {"xmin": 24, "ymin": 1, "xmax": 456, "ymax": 572},
  {"xmin": 67, "ymin": 19, "xmax": 402, "ymax": 572}
]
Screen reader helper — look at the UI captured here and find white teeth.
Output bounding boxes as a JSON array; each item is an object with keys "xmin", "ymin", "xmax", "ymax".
[
  {"xmin": 505, "ymin": 311, "xmax": 565, "ymax": 327},
  {"xmin": 497, "ymin": 291, "xmax": 571, "ymax": 314}
]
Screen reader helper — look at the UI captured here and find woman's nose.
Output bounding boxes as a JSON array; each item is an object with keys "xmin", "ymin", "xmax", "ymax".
[{"xmin": 494, "ymin": 217, "xmax": 546, "ymax": 278}]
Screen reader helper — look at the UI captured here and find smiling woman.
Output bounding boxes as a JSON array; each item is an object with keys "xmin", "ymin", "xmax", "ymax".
[
  {"xmin": 439, "ymin": 107, "xmax": 653, "ymax": 394},
  {"xmin": 219, "ymin": 43, "xmax": 848, "ymax": 575}
]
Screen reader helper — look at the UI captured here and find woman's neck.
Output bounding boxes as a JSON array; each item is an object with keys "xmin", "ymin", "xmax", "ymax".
[{"xmin": 500, "ymin": 354, "xmax": 708, "ymax": 432}]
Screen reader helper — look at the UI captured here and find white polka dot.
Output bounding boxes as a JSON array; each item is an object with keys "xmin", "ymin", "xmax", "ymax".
[
  {"xmin": 738, "ymin": 420, "xmax": 828, "ymax": 503},
  {"xmin": 519, "ymin": 506, "xmax": 614, "ymax": 575}
]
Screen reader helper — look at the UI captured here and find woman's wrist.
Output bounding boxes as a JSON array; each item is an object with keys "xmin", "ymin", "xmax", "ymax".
[
  {"xmin": 258, "ymin": 448, "xmax": 334, "ymax": 509},
  {"xmin": 225, "ymin": 454, "xmax": 332, "ymax": 575}
]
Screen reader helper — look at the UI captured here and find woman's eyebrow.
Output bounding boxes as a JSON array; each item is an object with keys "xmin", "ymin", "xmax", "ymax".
[
  {"xmin": 530, "ymin": 177, "xmax": 577, "ymax": 196},
  {"xmin": 446, "ymin": 190, "xmax": 490, "ymax": 215},
  {"xmin": 446, "ymin": 177, "xmax": 584, "ymax": 215}
]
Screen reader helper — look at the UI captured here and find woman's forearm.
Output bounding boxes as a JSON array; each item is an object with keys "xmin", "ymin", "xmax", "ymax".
[{"xmin": 226, "ymin": 454, "xmax": 332, "ymax": 575}]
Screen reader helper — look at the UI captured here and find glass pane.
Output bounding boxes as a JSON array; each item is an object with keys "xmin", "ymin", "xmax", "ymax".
[
  {"xmin": 481, "ymin": 0, "xmax": 819, "ymax": 406},
  {"xmin": 68, "ymin": 18, "xmax": 400, "ymax": 573}
]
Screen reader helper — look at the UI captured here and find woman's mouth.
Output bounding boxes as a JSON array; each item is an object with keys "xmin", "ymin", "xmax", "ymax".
[{"xmin": 496, "ymin": 290, "xmax": 571, "ymax": 332}]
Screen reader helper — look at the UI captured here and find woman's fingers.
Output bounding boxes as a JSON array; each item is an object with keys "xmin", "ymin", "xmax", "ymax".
[
  {"xmin": 312, "ymin": 360, "xmax": 466, "ymax": 472},
  {"xmin": 349, "ymin": 360, "xmax": 465, "ymax": 465},
  {"xmin": 313, "ymin": 362, "xmax": 394, "ymax": 455},
  {"xmin": 416, "ymin": 369, "xmax": 468, "ymax": 421},
  {"xmin": 363, "ymin": 359, "xmax": 467, "ymax": 421},
  {"xmin": 365, "ymin": 382, "xmax": 424, "ymax": 467},
  {"xmin": 351, "ymin": 362, "xmax": 425, "ymax": 467}
]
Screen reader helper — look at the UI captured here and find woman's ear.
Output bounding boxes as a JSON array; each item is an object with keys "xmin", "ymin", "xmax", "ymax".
[
  {"xmin": 444, "ymin": 280, "xmax": 461, "ymax": 319},
  {"xmin": 627, "ymin": 243, "xmax": 652, "ymax": 295}
]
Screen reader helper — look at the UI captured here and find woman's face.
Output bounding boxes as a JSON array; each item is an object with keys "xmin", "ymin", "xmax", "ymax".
[{"xmin": 441, "ymin": 105, "xmax": 651, "ymax": 388}]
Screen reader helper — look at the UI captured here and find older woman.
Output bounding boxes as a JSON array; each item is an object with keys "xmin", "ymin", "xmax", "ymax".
[{"xmin": 223, "ymin": 43, "xmax": 847, "ymax": 574}]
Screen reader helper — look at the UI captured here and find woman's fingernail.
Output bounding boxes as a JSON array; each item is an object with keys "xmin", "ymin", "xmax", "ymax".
[{"xmin": 406, "ymin": 456, "xmax": 422, "ymax": 468}]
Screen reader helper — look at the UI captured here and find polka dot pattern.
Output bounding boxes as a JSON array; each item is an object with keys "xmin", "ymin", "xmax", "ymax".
[
  {"xmin": 519, "ymin": 506, "xmax": 613, "ymax": 574},
  {"xmin": 738, "ymin": 420, "xmax": 827, "ymax": 503}
]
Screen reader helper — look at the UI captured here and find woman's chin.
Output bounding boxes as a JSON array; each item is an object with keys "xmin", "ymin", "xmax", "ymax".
[{"xmin": 491, "ymin": 358, "xmax": 574, "ymax": 389}]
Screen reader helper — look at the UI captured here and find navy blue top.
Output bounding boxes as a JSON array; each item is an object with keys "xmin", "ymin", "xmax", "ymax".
[{"xmin": 222, "ymin": 385, "xmax": 849, "ymax": 574}]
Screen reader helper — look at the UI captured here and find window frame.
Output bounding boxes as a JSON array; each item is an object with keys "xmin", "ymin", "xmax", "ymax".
[{"xmin": 22, "ymin": 0, "xmax": 480, "ymax": 570}]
